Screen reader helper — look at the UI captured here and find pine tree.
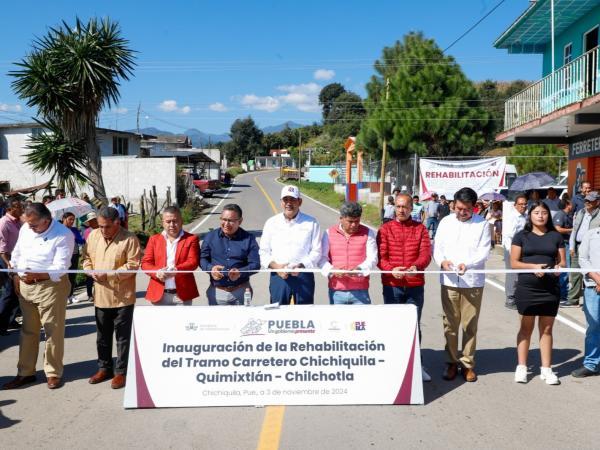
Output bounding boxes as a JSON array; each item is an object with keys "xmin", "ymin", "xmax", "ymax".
[{"xmin": 359, "ymin": 32, "xmax": 490, "ymax": 158}]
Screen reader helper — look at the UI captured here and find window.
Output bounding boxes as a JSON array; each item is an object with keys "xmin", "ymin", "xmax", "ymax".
[
  {"xmin": 112, "ymin": 136, "xmax": 129, "ymax": 155},
  {"xmin": 563, "ymin": 43, "xmax": 573, "ymax": 65}
]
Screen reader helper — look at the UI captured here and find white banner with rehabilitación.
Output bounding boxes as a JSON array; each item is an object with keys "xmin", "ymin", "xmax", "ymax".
[
  {"xmin": 123, "ymin": 304, "xmax": 423, "ymax": 408},
  {"xmin": 419, "ymin": 157, "xmax": 507, "ymax": 196}
]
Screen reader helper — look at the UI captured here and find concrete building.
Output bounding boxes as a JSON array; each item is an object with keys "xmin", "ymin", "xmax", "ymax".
[
  {"xmin": 494, "ymin": 0, "xmax": 600, "ymax": 192},
  {"xmin": 0, "ymin": 122, "xmax": 178, "ymax": 207}
]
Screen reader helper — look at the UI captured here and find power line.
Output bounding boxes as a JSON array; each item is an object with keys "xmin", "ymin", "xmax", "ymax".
[{"xmin": 443, "ymin": 0, "xmax": 508, "ymax": 53}]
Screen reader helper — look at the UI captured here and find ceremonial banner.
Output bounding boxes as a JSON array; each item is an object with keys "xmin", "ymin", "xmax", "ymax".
[
  {"xmin": 123, "ymin": 305, "xmax": 423, "ymax": 408},
  {"xmin": 419, "ymin": 157, "xmax": 506, "ymax": 196}
]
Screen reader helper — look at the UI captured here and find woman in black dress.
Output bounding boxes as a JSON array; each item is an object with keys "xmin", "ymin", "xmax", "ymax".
[{"xmin": 510, "ymin": 201, "xmax": 566, "ymax": 385}]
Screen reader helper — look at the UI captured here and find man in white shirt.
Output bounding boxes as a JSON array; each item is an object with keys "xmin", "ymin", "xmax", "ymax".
[
  {"xmin": 2, "ymin": 203, "xmax": 74, "ymax": 390},
  {"xmin": 564, "ymin": 191, "xmax": 600, "ymax": 307},
  {"xmin": 260, "ymin": 185, "xmax": 321, "ymax": 304},
  {"xmin": 502, "ymin": 194, "xmax": 528, "ymax": 310},
  {"xmin": 572, "ymin": 226, "xmax": 600, "ymax": 377},
  {"xmin": 434, "ymin": 187, "xmax": 491, "ymax": 383}
]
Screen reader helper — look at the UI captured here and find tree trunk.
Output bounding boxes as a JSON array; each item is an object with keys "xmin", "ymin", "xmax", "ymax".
[{"xmin": 85, "ymin": 131, "xmax": 108, "ymax": 204}]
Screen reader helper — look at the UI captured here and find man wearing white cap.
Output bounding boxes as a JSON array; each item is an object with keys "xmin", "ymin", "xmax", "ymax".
[{"xmin": 259, "ymin": 185, "xmax": 322, "ymax": 304}]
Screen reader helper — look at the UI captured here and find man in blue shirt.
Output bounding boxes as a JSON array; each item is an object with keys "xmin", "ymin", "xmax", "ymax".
[{"xmin": 200, "ymin": 204, "xmax": 260, "ymax": 305}]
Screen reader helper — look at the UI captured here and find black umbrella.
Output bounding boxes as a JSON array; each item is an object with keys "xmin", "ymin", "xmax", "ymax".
[{"xmin": 509, "ymin": 172, "xmax": 556, "ymax": 191}]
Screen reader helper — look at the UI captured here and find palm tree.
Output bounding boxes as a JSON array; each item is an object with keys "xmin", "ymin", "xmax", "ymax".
[
  {"xmin": 10, "ymin": 17, "xmax": 136, "ymax": 203},
  {"xmin": 25, "ymin": 119, "xmax": 89, "ymax": 194}
]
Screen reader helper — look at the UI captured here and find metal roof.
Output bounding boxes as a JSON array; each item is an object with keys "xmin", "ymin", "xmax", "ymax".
[{"xmin": 494, "ymin": 0, "xmax": 600, "ymax": 53}]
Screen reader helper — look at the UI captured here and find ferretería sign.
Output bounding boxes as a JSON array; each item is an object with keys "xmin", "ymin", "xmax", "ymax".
[{"xmin": 570, "ymin": 130, "xmax": 600, "ymax": 159}]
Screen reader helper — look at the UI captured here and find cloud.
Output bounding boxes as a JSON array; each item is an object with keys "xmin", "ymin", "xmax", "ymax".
[
  {"xmin": 313, "ymin": 69, "xmax": 335, "ymax": 81},
  {"xmin": 114, "ymin": 107, "xmax": 128, "ymax": 114},
  {"xmin": 0, "ymin": 103, "xmax": 22, "ymax": 112},
  {"xmin": 239, "ymin": 82, "xmax": 322, "ymax": 113},
  {"xmin": 276, "ymin": 83, "xmax": 321, "ymax": 112},
  {"xmin": 241, "ymin": 94, "xmax": 281, "ymax": 112},
  {"xmin": 209, "ymin": 102, "xmax": 228, "ymax": 112},
  {"xmin": 158, "ymin": 99, "xmax": 191, "ymax": 114}
]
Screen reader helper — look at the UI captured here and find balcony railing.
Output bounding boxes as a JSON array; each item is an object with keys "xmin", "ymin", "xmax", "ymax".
[{"xmin": 504, "ymin": 46, "xmax": 600, "ymax": 131}]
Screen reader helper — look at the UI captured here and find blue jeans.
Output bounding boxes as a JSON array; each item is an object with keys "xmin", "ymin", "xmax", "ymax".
[
  {"xmin": 426, "ymin": 217, "xmax": 439, "ymax": 238},
  {"xmin": 383, "ymin": 285, "xmax": 425, "ymax": 342},
  {"xmin": 559, "ymin": 242, "xmax": 571, "ymax": 300},
  {"xmin": 382, "ymin": 285, "xmax": 424, "ymax": 323},
  {"xmin": 583, "ymin": 287, "xmax": 600, "ymax": 372},
  {"xmin": 328, "ymin": 289, "xmax": 371, "ymax": 305}
]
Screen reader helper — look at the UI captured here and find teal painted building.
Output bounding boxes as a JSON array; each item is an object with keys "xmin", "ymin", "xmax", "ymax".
[{"xmin": 495, "ymin": 0, "xmax": 600, "ymax": 191}]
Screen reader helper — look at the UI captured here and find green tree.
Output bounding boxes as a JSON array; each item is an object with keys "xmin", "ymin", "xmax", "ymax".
[
  {"xmin": 228, "ymin": 116, "xmax": 264, "ymax": 162},
  {"xmin": 318, "ymin": 83, "xmax": 346, "ymax": 122},
  {"xmin": 10, "ymin": 17, "xmax": 136, "ymax": 203},
  {"xmin": 25, "ymin": 119, "xmax": 89, "ymax": 194},
  {"xmin": 359, "ymin": 32, "xmax": 489, "ymax": 158},
  {"xmin": 508, "ymin": 145, "xmax": 566, "ymax": 177},
  {"xmin": 325, "ymin": 91, "xmax": 366, "ymax": 138},
  {"xmin": 476, "ymin": 79, "xmax": 530, "ymax": 149},
  {"xmin": 262, "ymin": 132, "xmax": 285, "ymax": 151}
]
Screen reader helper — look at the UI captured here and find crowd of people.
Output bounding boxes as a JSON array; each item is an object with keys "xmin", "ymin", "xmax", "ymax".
[{"xmin": 0, "ymin": 181, "xmax": 599, "ymax": 392}]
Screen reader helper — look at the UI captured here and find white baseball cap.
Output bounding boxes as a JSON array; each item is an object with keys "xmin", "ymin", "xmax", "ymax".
[{"xmin": 280, "ymin": 185, "xmax": 300, "ymax": 200}]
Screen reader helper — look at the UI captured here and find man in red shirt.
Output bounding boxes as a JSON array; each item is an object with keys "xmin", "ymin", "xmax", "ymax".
[
  {"xmin": 377, "ymin": 193, "xmax": 432, "ymax": 380},
  {"xmin": 142, "ymin": 206, "xmax": 199, "ymax": 305}
]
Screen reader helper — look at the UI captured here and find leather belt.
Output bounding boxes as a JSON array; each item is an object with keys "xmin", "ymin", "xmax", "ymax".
[
  {"xmin": 215, "ymin": 283, "xmax": 248, "ymax": 292},
  {"xmin": 164, "ymin": 289, "xmax": 177, "ymax": 294}
]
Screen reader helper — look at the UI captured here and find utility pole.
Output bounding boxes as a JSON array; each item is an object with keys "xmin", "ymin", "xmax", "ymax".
[
  {"xmin": 551, "ymin": 0, "xmax": 555, "ymax": 71},
  {"xmin": 298, "ymin": 128, "xmax": 302, "ymax": 183},
  {"xmin": 136, "ymin": 102, "xmax": 141, "ymax": 135},
  {"xmin": 378, "ymin": 78, "xmax": 391, "ymax": 221}
]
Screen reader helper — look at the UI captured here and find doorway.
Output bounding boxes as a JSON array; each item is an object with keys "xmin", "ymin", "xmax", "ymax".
[{"xmin": 584, "ymin": 26, "xmax": 599, "ymax": 95}]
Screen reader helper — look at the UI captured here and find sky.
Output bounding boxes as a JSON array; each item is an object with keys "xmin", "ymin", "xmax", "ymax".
[{"xmin": 0, "ymin": 0, "xmax": 543, "ymax": 134}]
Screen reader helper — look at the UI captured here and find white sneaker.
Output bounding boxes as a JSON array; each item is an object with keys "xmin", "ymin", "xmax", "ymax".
[
  {"xmin": 67, "ymin": 296, "xmax": 74, "ymax": 305},
  {"xmin": 514, "ymin": 365, "xmax": 528, "ymax": 383},
  {"xmin": 540, "ymin": 367, "xmax": 560, "ymax": 385},
  {"xmin": 421, "ymin": 367, "xmax": 431, "ymax": 382},
  {"xmin": 71, "ymin": 296, "xmax": 84, "ymax": 304}
]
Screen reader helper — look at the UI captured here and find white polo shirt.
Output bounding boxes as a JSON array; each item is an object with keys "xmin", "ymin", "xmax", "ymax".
[{"xmin": 259, "ymin": 211, "xmax": 322, "ymax": 269}]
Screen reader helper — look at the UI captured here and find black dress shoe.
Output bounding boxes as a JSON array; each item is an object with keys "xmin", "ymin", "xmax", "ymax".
[
  {"xmin": 572, "ymin": 367, "xmax": 599, "ymax": 378},
  {"xmin": 2, "ymin": 375, "xmax": 37, "ymax": 390}
]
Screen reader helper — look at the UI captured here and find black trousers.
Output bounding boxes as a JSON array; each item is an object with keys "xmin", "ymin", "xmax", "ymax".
[{"xmin": 95, "ymin": 305, "xmax": 134, "ymax": 375}]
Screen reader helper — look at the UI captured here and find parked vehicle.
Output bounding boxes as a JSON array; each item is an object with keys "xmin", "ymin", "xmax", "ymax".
[{"xmin": 191, "ymin": 173, "xmax": 221, "ymax": 197}]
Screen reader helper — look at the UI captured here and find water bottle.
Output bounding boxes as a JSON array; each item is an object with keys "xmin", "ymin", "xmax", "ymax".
[{"xmin": 244, "ymin": 288, "xmax": 252, "ymax": 307}]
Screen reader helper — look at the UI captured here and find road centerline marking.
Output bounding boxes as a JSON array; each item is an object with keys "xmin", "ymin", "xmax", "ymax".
[
  {"xmin": 254, "ymin": 174, "xmax": 285, "ymax": 450},
  {"xmin": 256, "ymin": 405, "xmax": 285, "ymax": 450}
]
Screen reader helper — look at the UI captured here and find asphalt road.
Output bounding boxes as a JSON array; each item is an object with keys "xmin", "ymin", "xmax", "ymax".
[{"xmin": 0, "ymin": 169, "xmax": 597, "ymax": 449}]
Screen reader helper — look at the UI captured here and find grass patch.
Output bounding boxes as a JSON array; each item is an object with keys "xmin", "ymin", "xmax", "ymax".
[
  {"xmin": 227, "ymin": 166, "xmax": 246, "ymax": 177},
  {"xmin": 281, "ymin": 180, "xmax": 382, "ymax": 227},
  {"xmin": 361, "ymin": 203, "xmax": 382, "ymax": 227},
  {"xmin": 282, "ymin": 180, "xmax": 344, "ymax": 210}
]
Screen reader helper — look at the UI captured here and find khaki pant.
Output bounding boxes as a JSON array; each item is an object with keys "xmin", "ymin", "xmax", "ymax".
[
  {"xmin": 17, "ymin": 277, "xmax": 70, "ymax": 378},
  {"xmin": 441, "ymin": 285, "xmax": 484, "ymax": 369}
]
